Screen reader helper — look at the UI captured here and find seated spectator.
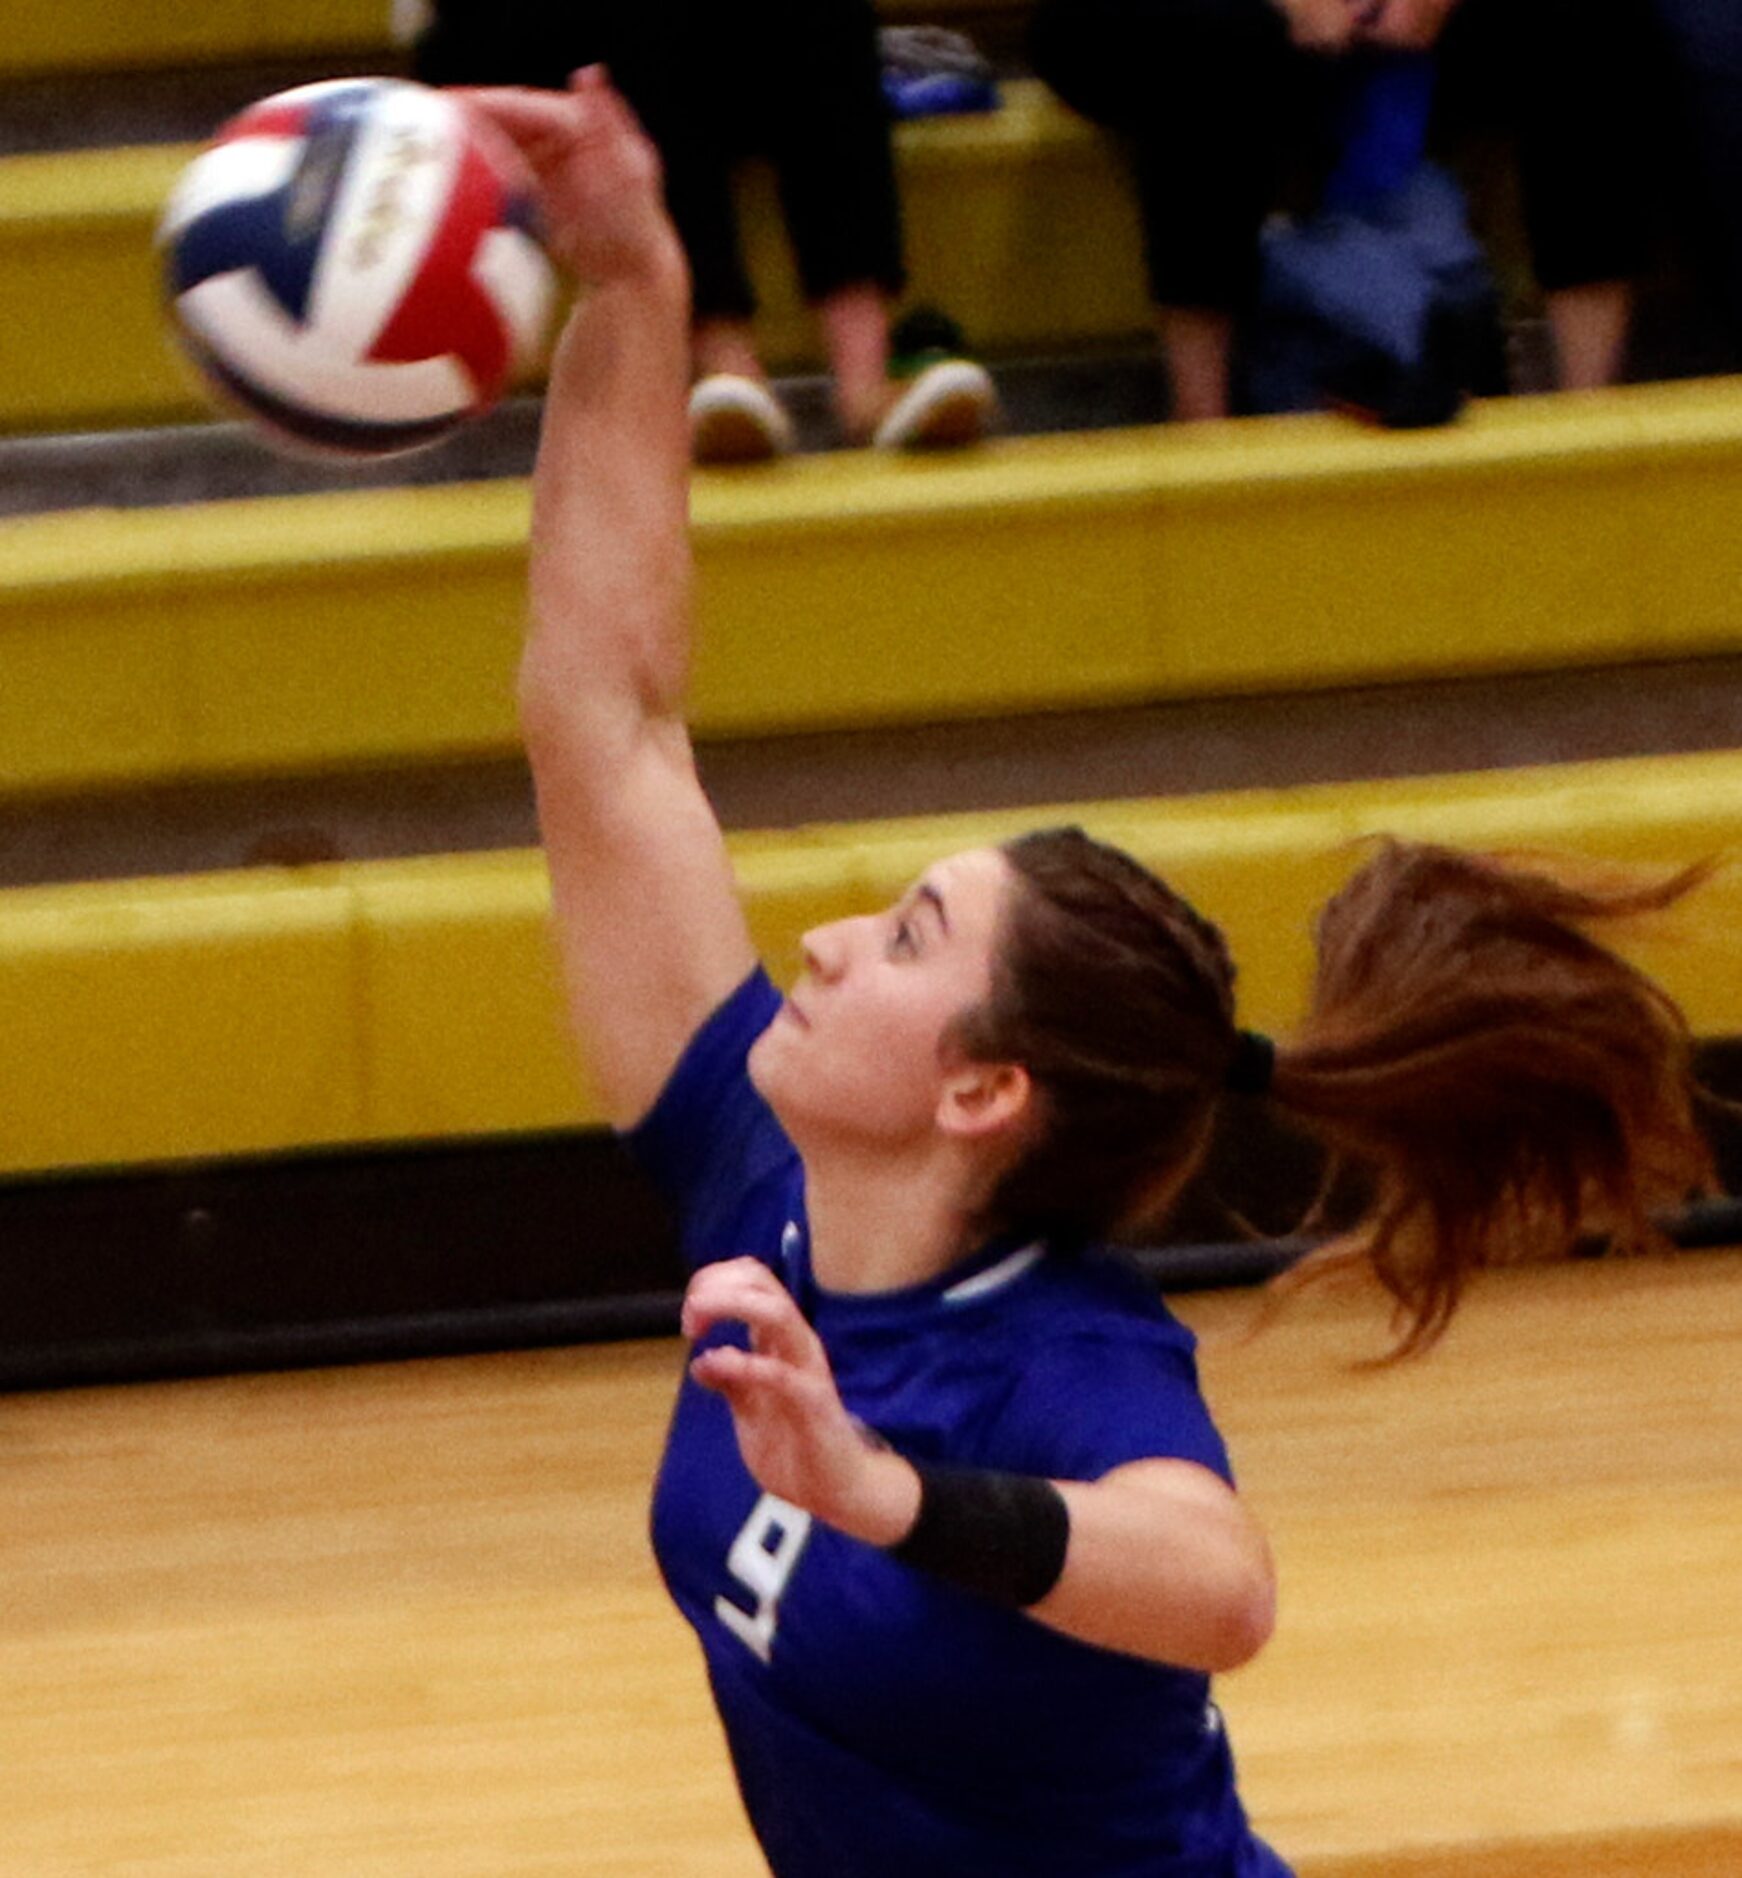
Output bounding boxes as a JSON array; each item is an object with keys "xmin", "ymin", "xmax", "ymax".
[
  {"xmin": 416, "ymin": 0, "xmax": 996, "ymax": 460},
  {"xmin": 1029, "ymin": 0, "xmax": 1669, "ymax": 419}
]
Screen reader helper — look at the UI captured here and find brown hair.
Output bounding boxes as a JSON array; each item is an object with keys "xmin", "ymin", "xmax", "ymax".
[
  {"xmin": 967, "ymin": 827, "xmax": 1715, "ymax": 1355},
  {"xmin": 951, "ymin": 828, "xmax": 1239, "ymax": 1245}
]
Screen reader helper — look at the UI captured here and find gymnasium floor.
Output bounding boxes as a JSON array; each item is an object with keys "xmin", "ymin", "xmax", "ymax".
[{"xmin": 6, "ymin": 1249, "xmax": 1740, "ymax": 1877}]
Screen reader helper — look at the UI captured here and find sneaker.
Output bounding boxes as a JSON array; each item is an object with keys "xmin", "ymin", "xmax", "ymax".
[
  {"xmin": 873, "ymin": 309, "xmax": 997, "ymax": 450},
  {"xmin": 689, "ymin": 374, "xmax": 795, "ymax": 464}
]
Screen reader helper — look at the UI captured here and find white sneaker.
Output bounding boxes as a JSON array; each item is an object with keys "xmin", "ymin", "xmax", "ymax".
[
  {"xmin": 689, "ymin": 374, "xmax": 795, "ymax": 464},
  {"xmin": 872, "ymin": 357, "xmax": 997, "ymax": 450}
]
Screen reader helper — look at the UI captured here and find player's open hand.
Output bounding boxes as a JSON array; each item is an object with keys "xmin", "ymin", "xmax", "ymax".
[
  {"xmin": 455, "ymin": 67, "xmax": 679, "ymax": 287},
  {"xmin": 684, "ymin": 1259, "xmax": 917, "ymax": 1544}
]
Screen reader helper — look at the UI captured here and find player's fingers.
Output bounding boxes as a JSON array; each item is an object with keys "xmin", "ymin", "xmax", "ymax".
[
  {"xmin": 690, "ymin": 1345, "xmax": 809, "ymax": 1405},
  {"xmin": 682, "ymin": 1257, "xmax": 797, "ymax": 1331},
  {"xmin": 566, "ymin": 69, "xmax": 660, "ymax": 180},
  {"xmin": 455, "ymin": 79, "xmax": 629, "ymax": 175},
  {"xmin": 565, "ymin": 66, "xmax": 627, "ymax": 125},
  {"xmin": 450, "ymin": 86, "xmax": 576, "ymax": 150},
  {"xmin": 683, "ymin": 1280, "xmax": 817, "ymax": 1366},
  {"xmin": 698, "ymin": 1283, "xmax": 814, "ymax": 1359},
  {"xmin": 598, "ymin": 75, "xmax": 651, "ymax": 143},
  {"xmin": 680, "ymin": 1258, "xmax": 752, "ymax": 1336}
]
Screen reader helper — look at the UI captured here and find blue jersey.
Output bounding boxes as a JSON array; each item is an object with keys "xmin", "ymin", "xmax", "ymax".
[{"xmin": 626, "ymin": 968, "xmax": 1293, "ymax": 1878}]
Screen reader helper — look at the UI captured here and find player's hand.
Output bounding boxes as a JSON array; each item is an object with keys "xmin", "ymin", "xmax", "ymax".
[
  {"xmin": 684, "ymin": 1259, "xmax": 919, "ymax": 1545},
  {"xmin": 1356, "ymin": 0, "xmax": 1460, "ymax": 49},
  {"xmin": 1273, "ymin": 0, "xmax": 1372, "ymax": 54},
  {"xmin": 455, "ymin": 67, "xmax": 679, "ymax": 287}
]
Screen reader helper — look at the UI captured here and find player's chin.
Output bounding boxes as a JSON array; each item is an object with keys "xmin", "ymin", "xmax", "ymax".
[
  {"xmin": 746, "ymin": 1025, "xmax": 790, "ymax": 1098},
  {"xmin": 747, "ymin": 1031, "xmax": 827, "ymax": 1132}
]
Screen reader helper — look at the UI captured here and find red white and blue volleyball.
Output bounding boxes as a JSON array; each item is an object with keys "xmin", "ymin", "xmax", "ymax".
[{"xmin": 157, "ymin": 79, "xmax": 555, "ymax": 457}]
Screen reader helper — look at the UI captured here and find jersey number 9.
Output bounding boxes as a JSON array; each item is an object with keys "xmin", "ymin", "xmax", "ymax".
[{"xmin": 715, "ymin": 1493, "xmax": 814, "ymax": 1663}]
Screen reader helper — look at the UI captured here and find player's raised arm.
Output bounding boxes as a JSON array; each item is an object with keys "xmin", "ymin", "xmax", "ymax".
[{"xmin": 465, "ymin": 72, "xmax": 756, "ymax": 1125}]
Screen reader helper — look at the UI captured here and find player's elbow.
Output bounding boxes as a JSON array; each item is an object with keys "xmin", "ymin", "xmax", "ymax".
[
  {"xmin": 1202, "ymin": 1563, "xmax": 1277, "ymax": 1673},
  {"xmin": 518, "ymin": 605, "xmax": 678, "ymax": 759},
  {"xmin": 1159, "ymin": 1545, "xmax": 1277, "ymax": 1675},
  {"xmin": 1118, "ymin": 1568, "xmax": 1276, "ymax": 1675},
  {"xmin": 518, "ymin": 634, "xmax": 631, "ymax": 774},
  {"xmin": 517, "ymin": 625, "xmax": 593, "ymax": 743},
  {"xmin": 1070, "ymin": 1466, "xmax": 1278, "ymax": 1673}
]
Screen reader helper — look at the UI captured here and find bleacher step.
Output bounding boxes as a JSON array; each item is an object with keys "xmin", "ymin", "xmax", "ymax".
[
  {"xmin": 3, "ymin": 386, "xmax": 1740, "ymax": 799},
  {"xmin": 8, "ymin": 656, "xmax": 1742, "ymax": 893},
  {"xmin": 3, "ymin": 748, "xmax": 1741, "ymax": 1177},
  {"xmin": 0, "ymin": 350, "xmax": 1172, "ymax": 519}
]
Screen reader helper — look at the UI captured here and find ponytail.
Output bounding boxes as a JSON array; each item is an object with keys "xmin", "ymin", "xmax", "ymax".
[{"xmin": 1267, "ymin": 841, "xmax": 1717, "ymax": 1355}]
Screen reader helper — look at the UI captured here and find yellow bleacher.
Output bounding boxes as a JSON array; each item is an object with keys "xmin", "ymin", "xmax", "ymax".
[
  {"xmin": 2, "ymin": 0, "xmax": 392, "ymax": 78},
  {"xmin": 2, "ymin": 747, "xmax": 1739, "ymax": 1178},
  {"xmin": 3, "ymin": 384, "xmax": 1741, "ymax": 796}
]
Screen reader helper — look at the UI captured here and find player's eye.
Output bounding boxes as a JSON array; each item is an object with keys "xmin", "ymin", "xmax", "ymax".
[{"xmin": 888, "ymin": 917, "xmax": 919, "ymax": 959}]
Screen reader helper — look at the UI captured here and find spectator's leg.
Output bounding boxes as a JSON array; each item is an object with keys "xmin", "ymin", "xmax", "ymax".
[
  {"xmin": 660, "ymin": 127, "xmax": 761, "ymax": 355},
  {"xmin": 1157, "ymin": 309, "xmax": 1238, "ymax": 422},
  {"xmin": 693, "ymin": 319, "xmax": 767, "ymax": 382},
  {"xmin": 1442, "ymin": 0, "xmax": 1661, "ymax": 388},
  {"xmin": 604, "ymin": 2, "xmax": 801, "ymax": 458},
  {"xmin": 1546, "ymin": 283, "xmax": 1634, "ymax": 389},
  {"xmin": 816, "ymin": 284, "xmax": 895, "ymax": 439},
  {"xmin": 757, "ymin": 0, "xmax": 909, "ymax": 437},
  {"xmin": 601, "ymin": 3, "xmax": 764, "ymax": 348},
  {"xmin": 1029, "ymin": 0, "xmax": 1306, "ymax": 418}
]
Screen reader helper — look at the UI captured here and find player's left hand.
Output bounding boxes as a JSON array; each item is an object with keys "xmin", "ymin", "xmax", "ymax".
[
  {"xmin": 684, "ymin": 1258, "xmax": 919, "ymax": 1544},
  {"xmin": 1356, "ymin": 0, "xmax": 1460, "ymax": 49}
]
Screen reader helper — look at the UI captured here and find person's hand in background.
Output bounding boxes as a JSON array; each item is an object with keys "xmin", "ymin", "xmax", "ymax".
[
  {"xmin": 1357, "ymin": 0, "xmax": 1462, "ymax": 51},
  {"xmin": 1274, "ymin": 0, "xmax": 1370, "ymax": 54}
]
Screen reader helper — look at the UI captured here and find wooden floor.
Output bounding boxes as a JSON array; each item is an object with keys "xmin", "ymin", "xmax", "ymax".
[{"xmin": 4, "ymin": 1252, "xmax": 1740, "ymax": 1878}]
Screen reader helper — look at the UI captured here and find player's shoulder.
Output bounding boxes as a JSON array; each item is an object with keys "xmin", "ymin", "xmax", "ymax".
[
  {"xmin": 966, "ymin": 1246, "xmax": 1230, "ymax": 1482},
  {"xmin": 1011, "ymin": 1243, "xmax": 1199, "ymax": 1356}
]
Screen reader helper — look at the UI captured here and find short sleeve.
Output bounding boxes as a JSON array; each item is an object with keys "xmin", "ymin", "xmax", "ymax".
[
  {"xmin": 987, "ymin": 1330, "xmax": 1234, "ymax": 1487},
  {"xmin": 620, "ymin": 967, "xmax": 802, "ymax": 1272}
]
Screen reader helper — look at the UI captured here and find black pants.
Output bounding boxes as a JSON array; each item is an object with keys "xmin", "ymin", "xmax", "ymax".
[
  {"xmin": 415, "ymin": 0, "xmax": 906, "ymax": 320},
  {"xmin": 1649, "ymin": 0, "xmax": 1742, "ymax": 340},
  {"xmin": 1029, "ymin": 0, "xmax": 1667, "ymax": 312}
]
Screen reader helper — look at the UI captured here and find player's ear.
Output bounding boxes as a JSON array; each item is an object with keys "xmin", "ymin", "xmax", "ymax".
[{"xmin": 935, "ymin": 1059, "xmax": 1033, "ymax": 1142}]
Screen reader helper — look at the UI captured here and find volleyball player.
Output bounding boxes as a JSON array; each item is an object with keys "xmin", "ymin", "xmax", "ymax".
[{"xmin": 466, "ymin": 72, "xmax": 1712, "ymax": 1877}]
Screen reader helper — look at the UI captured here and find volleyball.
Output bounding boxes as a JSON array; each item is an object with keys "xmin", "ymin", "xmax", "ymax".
[{"xmin": 157, "ymin": 78, "xmax": 556, "ymax": 457}]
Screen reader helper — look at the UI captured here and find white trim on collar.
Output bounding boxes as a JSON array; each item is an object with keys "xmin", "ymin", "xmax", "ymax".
[{"xmin": 941, "ymin": 1243, "xmax": 1044, "ymax": 1306}]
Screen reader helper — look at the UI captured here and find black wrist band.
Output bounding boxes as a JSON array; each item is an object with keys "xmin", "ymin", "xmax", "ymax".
[{"xmin": 886, "ymin": 1463, "xmax": 1071, "ymax": 1609}]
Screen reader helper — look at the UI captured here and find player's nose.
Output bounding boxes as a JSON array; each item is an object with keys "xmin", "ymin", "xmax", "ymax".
[{"xmin": 799, "ymin": 920, "xmax": 851, "ymax": 983}]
